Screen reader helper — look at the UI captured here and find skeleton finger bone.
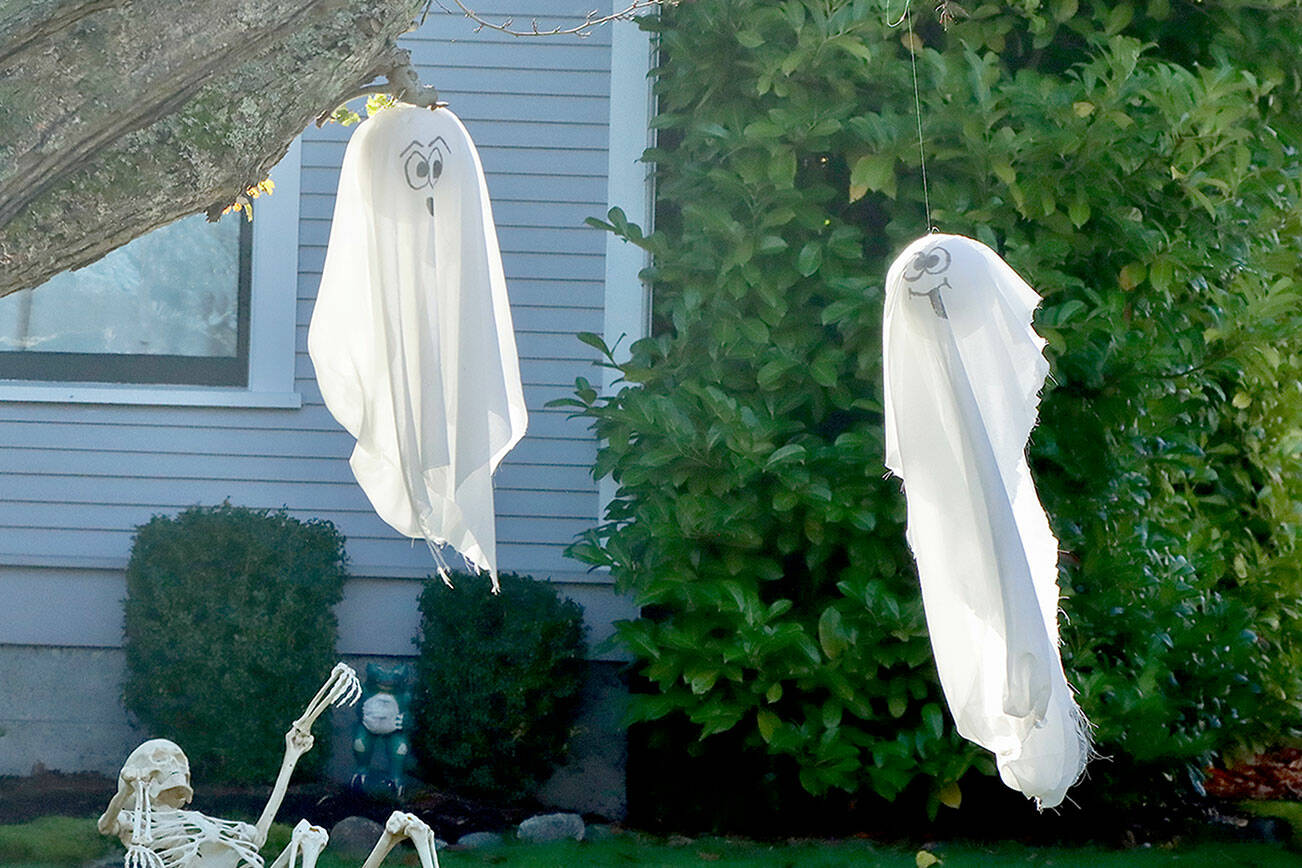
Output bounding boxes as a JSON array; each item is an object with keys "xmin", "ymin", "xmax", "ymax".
[{"xmin": 292, "ymin": 663, "xmax": 362, "ymax": 734}]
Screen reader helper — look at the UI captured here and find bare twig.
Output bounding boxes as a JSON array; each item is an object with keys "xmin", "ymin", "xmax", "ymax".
[
  {"xmin": 431, "ymin": 0, "xmax": 673, "ymax": 38},
  {"xmin": 321, "ymin": 1, "xmax": 672, "ymax": 128}
]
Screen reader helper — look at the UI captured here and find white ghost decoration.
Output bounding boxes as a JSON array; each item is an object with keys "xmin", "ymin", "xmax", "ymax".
[
  {"xmin": 309, "ymin": 106, "xmax": 528, "ymax": 586},
  {"xmin": 881, "ymin": 233, "xmax": 1090, "ymax": 808}
]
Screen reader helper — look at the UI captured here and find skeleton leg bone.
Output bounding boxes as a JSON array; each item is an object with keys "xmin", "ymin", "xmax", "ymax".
[
  {"xmin": 269, "ymin": 819, "xmax": 329, "ymax": 868},
  {"xmin": 359, "ymin": 812, "xmax": 441, "ymax": 868}
]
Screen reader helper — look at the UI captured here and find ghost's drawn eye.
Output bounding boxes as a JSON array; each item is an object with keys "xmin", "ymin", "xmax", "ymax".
[
  {"xmin": 429, "ymin": 156, "xmax": 443, "ymax": 181},
  {"xmin": 404, "ymin": 150, "xmax": 431, "ymax": 190},
  {"xmin": 903, "ymin": 245, "xmax": 952, "ymax": 282}
]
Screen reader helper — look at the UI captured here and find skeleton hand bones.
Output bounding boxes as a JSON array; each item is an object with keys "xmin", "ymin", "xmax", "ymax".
[{"xmin": 286, "ymin": 663, "xmax": 363, "ymax": 758}]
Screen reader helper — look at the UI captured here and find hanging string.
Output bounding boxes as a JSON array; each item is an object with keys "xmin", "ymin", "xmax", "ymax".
[{"xmin": 886, "ymin": 0, "xmax": 934, "ymax": 233}]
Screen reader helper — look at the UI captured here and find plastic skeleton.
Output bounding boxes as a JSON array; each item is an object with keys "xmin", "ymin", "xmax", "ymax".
[{"xmin": 98, "ymin": 664, "xmax": 442, "ymax": 868}]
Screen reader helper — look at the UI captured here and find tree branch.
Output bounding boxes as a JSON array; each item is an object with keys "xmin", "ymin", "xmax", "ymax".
[{"xmin": 316, "ymin": 48, "xmax": 442, "ymax": 126}]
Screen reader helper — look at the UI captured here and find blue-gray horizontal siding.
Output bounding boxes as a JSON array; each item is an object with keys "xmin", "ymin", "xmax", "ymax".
[{"xmin": 0, "ymin": 6, "xmax": 612, "ymax": 590}]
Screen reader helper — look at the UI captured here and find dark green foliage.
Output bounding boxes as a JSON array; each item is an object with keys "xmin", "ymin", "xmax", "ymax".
[
  {"xmin": 411, "ymin": 572, "xmax": 587, "ymax": 799},
  {"xmin": 123, "ymin": 504, "xmax": 347, "ymax": 785},
  {"xmin": 560, "ymin": 0, "xmax": 1302, "ymax": 814}
]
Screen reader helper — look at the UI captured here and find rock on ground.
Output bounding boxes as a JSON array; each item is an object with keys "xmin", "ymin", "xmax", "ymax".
[
  {"xmin": 330, "ymin": 815, "xmax": 385, "ymax": 856},
  {"xmin": 517, "ymin": 812, "xmax": 585, "ymax": 843},
  {"xmin": 457, "ymin": 831, "xmax": 507, "ymax": 848}
]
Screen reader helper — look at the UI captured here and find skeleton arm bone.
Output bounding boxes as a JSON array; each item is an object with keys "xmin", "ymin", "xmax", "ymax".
[
  {"xmin": 255, "ymin": 664, "xmax": 362, "ymax": 844},
  {"xmin": 96, "ymin": 778, "xmax": 131, "ymax": 835},
  {"xmin": 253, "ymin": 727, "xmax": 313, "ymax": 845}
]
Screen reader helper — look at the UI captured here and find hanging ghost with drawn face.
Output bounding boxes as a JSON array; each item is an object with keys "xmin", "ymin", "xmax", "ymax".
[
  {"xmin": 309, "ymin": 106, "xmax": 528, "ymax": 587},
  {"xmin": 882, "ymin": 234, "xmax": 1090, "ymax": 809}
]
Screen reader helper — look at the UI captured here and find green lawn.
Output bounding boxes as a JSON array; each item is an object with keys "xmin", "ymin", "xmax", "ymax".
[
  {"xmin": 433, "ymin": 838, "xmax": 1300, "ymax": 867},
  {"xmin": 3, "ymin": 817, "xmax": 1298, "ymax": 867}
]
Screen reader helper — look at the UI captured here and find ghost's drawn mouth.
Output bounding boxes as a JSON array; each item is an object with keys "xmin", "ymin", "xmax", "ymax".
[
  {"xmin": 908, "ymin": 277, "xmax": 950, "ymax": 319},
  {"xmin": 426, "ymin": 196, "xmax": 434, "ymax": 217}
]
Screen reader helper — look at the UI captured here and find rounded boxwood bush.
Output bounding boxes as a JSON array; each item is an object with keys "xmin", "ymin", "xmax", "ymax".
[
  {"xmin": 123, "ymin": 504, "xmax": 347, "ymax": 784},
  {"xmin": 412, "ymin": 571, "xmax": 586, "ymax": 799}
]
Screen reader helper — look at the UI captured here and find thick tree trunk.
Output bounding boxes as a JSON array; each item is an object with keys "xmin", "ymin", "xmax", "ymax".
[{"xmin": 0, "ymin": 0, "xmax": 424, "ymax": 297}]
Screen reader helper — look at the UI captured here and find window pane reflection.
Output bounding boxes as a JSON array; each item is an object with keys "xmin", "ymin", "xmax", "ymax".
[{"xmin": 0, "ymin": 214, "xmax": 242, "ymax": 358}]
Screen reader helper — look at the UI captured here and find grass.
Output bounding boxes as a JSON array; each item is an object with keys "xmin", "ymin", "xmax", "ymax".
[
  {"xmin": 0, "ymin": 816, "xmax": 109, "ymax": 865},
  {"xmin": 1240, "ymin": 801, "xmax": 1302, "ymax": 848},
  {"xmin": 422, "ymin": 838, "xmax": 1301, "ymax": 867},
  {"xmin": 2, "ymin": 817, "xmax": 1298, "ymax": 867}
]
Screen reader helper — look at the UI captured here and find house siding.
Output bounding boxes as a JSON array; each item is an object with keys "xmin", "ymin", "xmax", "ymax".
[{"xmin": 0, "ymin": 3, "xmax": 642, "ymax": 778}]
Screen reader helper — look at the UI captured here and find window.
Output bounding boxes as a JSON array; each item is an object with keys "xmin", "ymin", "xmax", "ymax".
[
  {"xmin": 0, "ymin": 215, "xmax": 252, "ymax": 386},
  {"xmin": 0, "ymin": 140, "xmax": 302, "ymax": 408}
]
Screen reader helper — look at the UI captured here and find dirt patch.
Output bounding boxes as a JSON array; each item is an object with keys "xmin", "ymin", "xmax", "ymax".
[{"xmin": 0, "ymin": 771, "xmax": 114, "ymax": 825}]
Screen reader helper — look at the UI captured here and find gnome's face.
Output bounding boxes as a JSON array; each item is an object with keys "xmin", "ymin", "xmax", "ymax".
[{"xmin": 401, "ymin": 137, "xmax": 450, "ymax": 217}]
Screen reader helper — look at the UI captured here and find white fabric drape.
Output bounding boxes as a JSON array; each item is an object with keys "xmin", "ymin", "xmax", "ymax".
[
  {"xmin": 882, "ymin": 233, "xmax": 1089, "ymax": 808},
  {"xmin": 310, "ymin": 106, "xmax": 528, "ymax": 586}
]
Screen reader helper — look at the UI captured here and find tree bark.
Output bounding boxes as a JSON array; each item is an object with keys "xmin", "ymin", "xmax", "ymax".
[{"xmin": 0, "ymin": 0, "xmax": 425, "ymax": 298}]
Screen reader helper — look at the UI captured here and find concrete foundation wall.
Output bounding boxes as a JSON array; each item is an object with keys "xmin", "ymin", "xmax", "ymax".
[{"xmin": 0, "ymin": 645, "xmax": 141, "ymax": 777}]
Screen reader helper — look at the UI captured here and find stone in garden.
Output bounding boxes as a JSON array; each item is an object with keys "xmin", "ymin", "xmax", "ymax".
[
  {"xmin": 330, "ymin": 815, "xmax": 385, "ymax": 856},
  {"xmin": 517, "ymin": 812, "xmax": 585, "ymax": 843},
  {"xmin": 584, "ymin": 823, "xmax": 620, "ymax": 842},
  {"xmin": 457, "ymin": 831, "xmax": 506, "ymax": 848}
]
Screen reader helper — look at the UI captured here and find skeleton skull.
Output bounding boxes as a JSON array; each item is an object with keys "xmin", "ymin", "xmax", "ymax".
[{"xmin": 119, "ymin": 739, "xmax": 193, "ymax": 811}]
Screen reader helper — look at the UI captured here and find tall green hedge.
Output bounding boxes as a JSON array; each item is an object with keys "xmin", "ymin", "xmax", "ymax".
[
  {"xmin": 123, "ymin": 504, "xmax": 347, "ymax": 784},
  {"xmin": 560, "ymin": 0, "xmax": 1302, "ymax": 814}
]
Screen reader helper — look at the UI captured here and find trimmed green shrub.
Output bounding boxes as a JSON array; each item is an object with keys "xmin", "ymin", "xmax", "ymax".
[
  {"xmin": 123, "ymin": 504, "xmax": 347, "ymax": 784},
  {"xmin": 559, "ymin": 0, "xmax": 1302, "ymax": 817},
  {"xmin": 411, "ymin": 571, "xmax": 586, "ymax": 799}
]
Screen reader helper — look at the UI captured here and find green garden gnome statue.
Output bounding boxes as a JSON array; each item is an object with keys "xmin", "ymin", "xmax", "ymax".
[{"xmin": 351, "ymin": 662, "xmax": 414, "ymax": 797}]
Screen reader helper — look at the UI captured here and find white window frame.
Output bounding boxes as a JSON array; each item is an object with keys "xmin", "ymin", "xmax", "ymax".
[
  {"xmin": 599, "ymin": 11, "xmax": 656, "ymax": 512},
  {"xmin": 0, "ymin": 139, "xmax": 303, "ymax": 409}
]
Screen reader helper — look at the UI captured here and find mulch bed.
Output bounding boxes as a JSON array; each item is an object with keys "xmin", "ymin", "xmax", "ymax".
[
  {"xmin": 1205, "ymin": 748, "xmax": 1302, "ymax": 801},
  {"xmin": 0, "ymin": 770, "xmax": 534, "ymax": 842}
]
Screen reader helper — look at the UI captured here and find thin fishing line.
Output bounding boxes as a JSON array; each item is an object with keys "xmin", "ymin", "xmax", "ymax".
[
  {"xmin": 886, "ymin": 0, "xmax": 934, "ymax": 232},
  {"xmin": 907, "ymin": 4, "xmax": 933, "ymax": 231}
]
